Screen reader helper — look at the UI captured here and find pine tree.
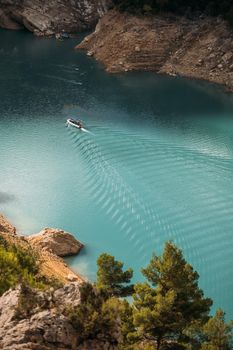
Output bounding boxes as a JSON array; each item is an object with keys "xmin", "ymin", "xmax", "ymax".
[
  {"xmin": 96, "ymin": 253, "xmax": 134, "ymax": 297},
  {"xmin": 133, "ymin": 241, "xmax": 213, "ymax": 349},
  {"xmin": 201, "ymin": 309, "xmax": 233, "ymax": 350},
  {"xmin": 67, "ymin": 282, "xmax": 122, "ymax": 346}
]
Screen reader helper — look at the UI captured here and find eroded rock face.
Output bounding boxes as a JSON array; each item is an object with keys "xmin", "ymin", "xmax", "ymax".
[
  {"xmin": 0, "ymin": 284, "xmax": 120, "ymax": 350},
  {"xmin": 54, "ymin": 282, "xmax": 81, "ymax": 308},
  {"xmin": 28, "ymin": 227, "xmax": 84, "ymax": 257},
  {"xmin": 77, "ymin": 10, "xmax": 233, "ymax": 91},
  {"xmin": 0, "ymin": 213, "xmax": 16, "ymax": 235},
  {"xmin": 0, "ymin": 0, "xmax": 112, "ymax": 35},
  {"xmin": 0, "ymin": 213, "xmax": 84, "ymax": 283},
  {"xmin": 0, "ymin": 284, "xmax": 80, "ymax": 350}
]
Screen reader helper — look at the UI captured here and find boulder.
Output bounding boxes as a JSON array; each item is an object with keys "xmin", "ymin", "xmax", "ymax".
[{"xmin": 28, "ymin": 228, "xmax": 84, "ymax": 257}]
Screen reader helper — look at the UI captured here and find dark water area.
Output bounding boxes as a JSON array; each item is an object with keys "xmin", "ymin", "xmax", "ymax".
[{"xmin": 0, "ymin": 29, "xmax": 233, "ymax": 319}]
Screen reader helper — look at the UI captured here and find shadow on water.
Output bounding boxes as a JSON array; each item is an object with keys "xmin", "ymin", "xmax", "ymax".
[{"xmin": 0, "ymin": 192, "xmax": 15, "ymax": 204}]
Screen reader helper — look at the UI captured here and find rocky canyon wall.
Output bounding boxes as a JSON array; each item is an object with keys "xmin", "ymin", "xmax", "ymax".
[
  {"xmin": 77, "ymin": 10, "xmax": 233, "ymax": 91},
  {"xmin": 0, "ymin": 0, "xmax": 112, "ymax": 35}
]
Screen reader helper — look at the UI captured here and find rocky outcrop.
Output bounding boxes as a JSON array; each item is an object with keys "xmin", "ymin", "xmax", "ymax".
[
  {"xmin": 28, "ymin": 227, "xmax": 84, "ymax": 257},
  {"xmin": 0, "ymin": 0, "xmax": 112, "ymax": 36},
  {"xmin": 0, "ymin": 213, "xmax": 16, "ymax": 235},
  {"xmin": 0, "ymin": 214, "xmax": 84, "ymax": 283},
  {"xmin": 0, "ymin": 215, "xmax": 121, "ymax": 349},
  {"xmin": 77, "ymin": 10, "xmax": 233, "ymax": 91},
  {"xmin": 0, "ymin": 284, "xmax": 80, "ymax": 350},
  {"xmin": 0, "ymin": 284, "xmax": 120, "ymax": 350}
]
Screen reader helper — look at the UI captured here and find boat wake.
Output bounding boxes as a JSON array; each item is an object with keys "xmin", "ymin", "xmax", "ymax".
[
  {"xmin": 66, "ymin": 119, "xmax": 94, "ymax": 135},
  {"xmin": 66, "ymin": 125, "xmax": 171, "ymax": 264},
  {"xmin": 81, "ymin": 128, "xmax": 94, "ymax": 135}
]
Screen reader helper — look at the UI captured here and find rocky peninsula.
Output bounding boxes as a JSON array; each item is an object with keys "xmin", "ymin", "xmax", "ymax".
[
  {"xmin": 0, "ymin": 214, "xmax": 121, "ymax": 350},
  {"xmin": 0, "ymin": 214, "xmax": 84, "ymax": 283},
  {"xmin": 77, "ymin": 10, "xmax": 233, "ymax": 91}
]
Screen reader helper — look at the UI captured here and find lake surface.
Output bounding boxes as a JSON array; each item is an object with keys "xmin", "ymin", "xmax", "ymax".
[{"xmin": 0, "ymin": 29, "xmax": 233, "ymax": 318}]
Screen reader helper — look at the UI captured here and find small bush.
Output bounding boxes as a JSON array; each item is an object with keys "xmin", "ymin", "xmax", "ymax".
[{"xmin": 0, "ymin": 236, "xmax": 52, "ymax": 296}]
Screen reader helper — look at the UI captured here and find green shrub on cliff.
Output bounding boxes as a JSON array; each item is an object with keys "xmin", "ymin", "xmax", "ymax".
[
  {"xmin": 68, "ymin": 282, "xmax": 122, "ymax": 346},
  {"xmin": 0, "ymin": 235, "xmax": 47, "ymax": 296}
]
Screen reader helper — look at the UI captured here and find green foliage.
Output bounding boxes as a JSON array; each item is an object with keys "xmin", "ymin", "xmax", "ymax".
[
  {"xmin": 1, "ymin": 235, "xmax": 232, "ymax": 350},
  {"xmin": 96, "ymin": 253, "xmax": 134, "ymax": 297},
  {"xmin": 112, "ymin": 0, "xmax": 233, "ymax": 24},
  {"xmin": 200, "ymin": 309, "xmax": 233, "ymax": 350},
  {"xmin": 118, "ymin": 299, "xmax": 139, "ymax": 349},
  {"xmin": 71, "ymin": 244, "xmax": 231, "ymax": 350},
  {"xmin": 0, "ymin": 235, "xmax": 49, "ymax": 296},
  {"xmin": 67, "ymin": 282, "xmax": 121, "ymax": 345},
  {"xmin": 132, "ymin": 241, "xmax": 213, "ymax": 349},
  {"xmin": 14, "ymin": 283, "xmax": 52, "ymax": 320}
]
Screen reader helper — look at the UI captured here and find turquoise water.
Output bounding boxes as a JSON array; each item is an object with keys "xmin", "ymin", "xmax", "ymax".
[{"xmin": 0, "ymin": 29, "xmax": 233, "ymax": 318}]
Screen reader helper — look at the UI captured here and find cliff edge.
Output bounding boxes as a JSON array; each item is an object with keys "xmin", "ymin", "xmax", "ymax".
[
  {"xmin": 77, "ymin": 10, "xmax": 233, "ymax": 91},
  {"xmin": 0, "ymin": 0, "xmax": 112, "ymax": 35},
  {"xmin": 0, "ymin": 214, "xmax": 84, "ymax": 283}
]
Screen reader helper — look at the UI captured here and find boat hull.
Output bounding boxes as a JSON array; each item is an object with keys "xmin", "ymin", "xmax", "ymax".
[{"xmin": 67, "ymin": 119, "xmax": 82, "ymax": 129}]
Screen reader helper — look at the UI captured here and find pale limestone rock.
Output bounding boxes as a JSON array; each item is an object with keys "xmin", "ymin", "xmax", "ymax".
[
  {"xmin": 222, "ymin": 51, "xmax": 233, "ymax": 63},
  {"xmin": 28, "ymin": 227, "xmax": 84, "ymax": 257},
  {"xmin": 0, "ymin": 284, "xmax": 121, "ymax": 350},
  {"xmin": 54, "ymin": 282, "xmax": 81, "ymax": 308},
  {"xmin": 0, "ymin": 284, "xmax": 80, "ymax": 350}
]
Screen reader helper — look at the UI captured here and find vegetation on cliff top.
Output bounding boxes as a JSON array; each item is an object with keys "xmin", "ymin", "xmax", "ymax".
[
  {"xmin": 113, "ymin": 0, "xmax": 233, "ymax": 24},
  {"xmin": 1, "ymin": 234, "xmax": 232, "ymax": 349},
  {"xmin": 0, "ymin": 235, "xmax": 54, "ymax": 295}
]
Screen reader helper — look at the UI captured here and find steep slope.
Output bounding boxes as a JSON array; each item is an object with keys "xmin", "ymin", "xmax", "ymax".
[
  {"xmin": 77, "ymin": 10, "xmax": 233, "ymax": 91},
  {"xmin": 0, "ymin": 214, "xmax": 84, "ymax": 283}
]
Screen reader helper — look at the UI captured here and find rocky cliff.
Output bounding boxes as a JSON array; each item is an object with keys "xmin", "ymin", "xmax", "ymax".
[
  {"xmin": 0, "ymin": 284, "xmax": 121, "ymax": 350},
  {"xmin": 0, "ymin": 214, "xmax": 84, "ymax": 283},
  {"xmin": 0, "ymin": 0, "xmax": 112, "ymax": 35},
  {"xmin": 77, "ymin": 10, "xmax": 233, "ymax": 91},
  {"xmin": 0, "ymin": 283, "xmax": 81, "ymax": 350},
  {"xmin": 0, "ymin": 215, "xmax": 121, "ymax": 349}
]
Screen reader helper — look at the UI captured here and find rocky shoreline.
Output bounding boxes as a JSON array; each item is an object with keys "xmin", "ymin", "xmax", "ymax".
[
  {"xmin": 0, "ymin": 214, "xmax": 85, "ymax": 283},
  {"xmin": 77, "ymin": 10, "xmax": 233, "ymax": 92},
  {"xmin": 1, "ymin": 2, "xmax": 232, "ymax": 91},
  {"xmin": 0, "ymin": 0, "xmax": 111, "ymax": 36},
  {"xmin": 0, "ymin": 214, "xmax": 120, "ymax": 350}
]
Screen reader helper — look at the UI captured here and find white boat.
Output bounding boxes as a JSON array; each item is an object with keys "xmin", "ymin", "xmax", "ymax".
[{"xmin": 66, "ymin": 118, "xmax": 83, "ymax": 129}]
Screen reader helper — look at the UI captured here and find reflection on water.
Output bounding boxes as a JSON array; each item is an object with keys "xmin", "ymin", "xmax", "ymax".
[{"xmin": 0, "ymin": 29, "xmax": 233, "ymax": 319}]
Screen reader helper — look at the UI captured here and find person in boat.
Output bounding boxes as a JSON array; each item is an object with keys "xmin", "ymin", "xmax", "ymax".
[
  {"xmin": 76, "ymin": 121, "xmax": 83, "ymax": 128},
  {"xmin": 68, "ymin": 118, "xmax": 83, "ymax": 128}
]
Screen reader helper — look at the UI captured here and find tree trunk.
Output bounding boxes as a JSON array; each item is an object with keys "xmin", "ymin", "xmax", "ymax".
[{"xmin": 157, "ymin": 336, "xmax": 162, "ymax": 350}]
